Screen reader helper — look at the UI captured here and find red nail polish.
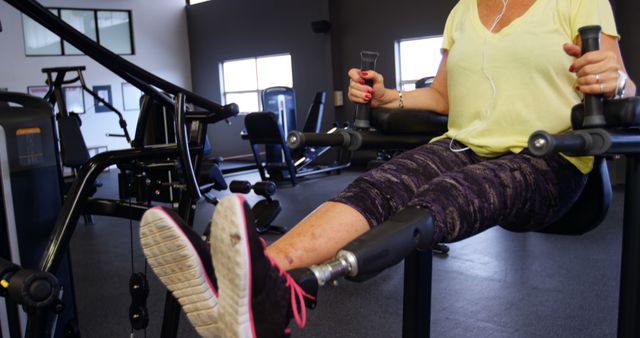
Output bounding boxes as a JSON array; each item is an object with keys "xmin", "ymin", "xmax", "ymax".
[
  {"xmin": 364, "ymin": 94, "xmax": 371, "ymax": 100},
  {"xmin": 575, "ymin": 86, "xmax": 580, "ymax": 91},
  {"xmin": 367, "ymin": 89, "xmax": 373, "ymax": 94},
  {"xmin": 361, "ymin": 71, "xmax": 368, "ymax": 76},
  {"xmin": 359, "ymin": 79, "xmax": 365, "ymax": 85},
  {"xmin": 569, "ymin": 65, "xmax": 575, "ymax": 72}
]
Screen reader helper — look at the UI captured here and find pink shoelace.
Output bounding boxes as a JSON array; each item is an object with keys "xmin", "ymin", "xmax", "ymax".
[{"xmin": 260, "ymin": 238, "xmax": 315, "ymax": 329}]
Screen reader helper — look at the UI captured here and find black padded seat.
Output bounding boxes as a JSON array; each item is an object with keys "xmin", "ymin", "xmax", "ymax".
[
  {"xmin": 372, "ymin": 107, "xmax": 611, "ymax": 236},
  {"xmin": 536, "ymin": 156, "xmax": 612, "ymax": 235},
  {"xmin": 245, "ymin": 112, "xmax": 297, "ymax": 185}
]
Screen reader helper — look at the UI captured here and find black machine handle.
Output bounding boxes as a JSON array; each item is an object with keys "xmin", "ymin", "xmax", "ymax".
[
  {"xmin": 287, "ymin": 130, "xmax": 350, "ymax": 150},
  {"xmin": 528, "ymin": 25, "xmax": 608, "ymax": 156},
  {"xmin": 353, "ymin": 51, "xmax": 380, "ymax": 130},
  {"xmin": 529, "ymin": 130, "xmax": 589, "ymax": 156},
  {"xmin": 0, "ymin": 259, "xmax": 60, "ymax": 310},
  {"xmin": 579, "ymin": 25, "xmax": 605, "ymax": 127}
]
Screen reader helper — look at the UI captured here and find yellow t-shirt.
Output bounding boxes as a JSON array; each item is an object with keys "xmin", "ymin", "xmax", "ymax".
[{"xmin": 436, "ymin": 0, "xmax": 619, "ymax": 173}]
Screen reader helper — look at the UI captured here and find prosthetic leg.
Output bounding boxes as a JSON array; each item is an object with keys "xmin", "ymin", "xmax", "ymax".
[
  {"xmin": 309, "ymin": 207, "xmax": 432, "ymax": 284},
  {"xmin": 294, "ymin": 207, "xmax": 434, "ymax": 337}
]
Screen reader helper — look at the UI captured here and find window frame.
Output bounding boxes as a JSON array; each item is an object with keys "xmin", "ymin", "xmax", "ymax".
[
  {"xmin": 219, "ymin": 53, "xmax": 293, "ymax": 114},
  {"xmin": 394, "ymin": 35, "xmax": 444, "ymax": 91},
  {"xmin": 22, "ymin": 7, "xmax": 135, "ymax": 57}
]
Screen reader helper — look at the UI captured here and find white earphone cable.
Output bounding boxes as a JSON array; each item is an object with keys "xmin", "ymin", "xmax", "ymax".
[{"xmin": 450, "ymin": 0, "xmax": 509, "ymax": 152}]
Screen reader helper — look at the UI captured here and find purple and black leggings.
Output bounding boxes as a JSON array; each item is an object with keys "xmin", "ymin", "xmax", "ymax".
[{"xmin": 330, "ymin": 139, "xmax": 588, "ymax": 244}]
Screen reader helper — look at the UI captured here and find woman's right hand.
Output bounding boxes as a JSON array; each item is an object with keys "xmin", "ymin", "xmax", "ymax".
[{"xmin": 347, "ymin": 68, "xmax": 391, "ymax": 108}]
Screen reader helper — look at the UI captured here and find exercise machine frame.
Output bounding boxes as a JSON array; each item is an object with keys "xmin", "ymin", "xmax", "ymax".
[{"xmin": 1, "ymin": 0, "xmax": 238, "ymax": 337}]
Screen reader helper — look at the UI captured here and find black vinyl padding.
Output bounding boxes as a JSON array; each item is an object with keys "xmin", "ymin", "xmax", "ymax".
[
  {"xmin": 245, "ymin": 112, "xmax": 286, "ymax": 144},
  {"xmin": 371, "ymin": 108, "xmax": 448, "ymax": 135},
  {"xmin": 372, "ymin": 106, "xmax": 611, "ymax": 236},
  {"xmin": 572, "ymin": 97, "xmax": 640, "ymax": 129},
  {"xmin": 57, "ymin": 116, "xmax": 89, "ymax": 168},
  {"xmin": 535, "ymin": 157, "xmax": 612, "ymax": 235},
  {"xmin": 302, "ymin": 91, "xmax": 326, "ymax": 133}
]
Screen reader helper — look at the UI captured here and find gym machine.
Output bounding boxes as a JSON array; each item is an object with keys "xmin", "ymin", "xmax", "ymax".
[
  {"xmin": 41, "ymin": 65, "xmax": 131, "ymax": 144},
  {"xmin": 244, "ymin": 89, "xmax": 350, "ymax": 185},
  {"xmin": 0, "ymin": 92, "xmax": 79, "ymax": 338},
  {"xmin": 297, "ymin": 26, "xmax": 640, "ymax": 338},
  {"xmin": 287, "ymin": 52, "xmax": 446, "ymax": 159},
  {"xmin": 39, "ymin": 66, "xmax": 133, "ymax": 224},
  {"xmin": 228, "ymin": 180, "xmax": 285, "ymax": 234},
  {"xmin": 1, "ymin": 1, "xmax": 238, "ymax": 337},
  {"xmin": 287, "ymin": 51, "xmax": 450, "ymax": 254}
]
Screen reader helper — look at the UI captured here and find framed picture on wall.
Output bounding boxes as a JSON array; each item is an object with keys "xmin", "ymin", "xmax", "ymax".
[
  {"xmin": 121, "ymin": 82, "xmax": 141, "ymax": 111},
  {"xmin": 63, "ymin": 86, "xmax": 85, "ymax": 114},
  {"xmin": 27, "ymin": 85, "xmax": 49, "ymax": 98},
  {"xmin": 93, "ymin": 85, "xmax": 112, "ymax": 113}
]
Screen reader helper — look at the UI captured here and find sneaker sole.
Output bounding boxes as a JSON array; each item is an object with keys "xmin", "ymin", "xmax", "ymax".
[
  {"xmin": 211, "ymin": 195, "xmax": 256, "ymax": 338},
  {"xmin": 140, "ymin": 207, "xmax": 222, "ymax": 338}
]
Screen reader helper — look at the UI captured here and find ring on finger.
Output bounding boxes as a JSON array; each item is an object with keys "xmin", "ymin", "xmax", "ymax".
[
  {"xmin": 595, "ymin": 73, "xmax": 601, "ymax": 83},
  {"xmin": 599, "ymin": 83, "xmax": 605, "ymax": 94}
]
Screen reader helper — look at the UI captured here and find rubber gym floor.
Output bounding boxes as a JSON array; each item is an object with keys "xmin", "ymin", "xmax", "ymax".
[{"xmin": 70, "ymin": 167, "xmax": 622, "ymax": 337}]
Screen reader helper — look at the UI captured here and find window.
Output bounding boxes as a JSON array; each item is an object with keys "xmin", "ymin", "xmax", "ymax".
[
  {"xmin": 22, "ymin": 8, "xmax": 134, "ymax": 56},
  {"xmin": 395, "ymin": 36, "xmax": 444, "ymax": 91},
  {"xmin": 60, "ymin": 9, "xmax": 97, "ymax": 55},
  {"xmin": 22, "ymin": 9, "xmax": 62, "ymax": 55},
  {"xmin": 188, "ymin": 0, "xmax": 211, "ymax": 4},
  {"xmin": 220, "ymin": 54, "xmax": 293, "ymax": 114}
]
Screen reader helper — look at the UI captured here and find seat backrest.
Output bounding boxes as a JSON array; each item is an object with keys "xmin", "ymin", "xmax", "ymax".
[
  {"xmin": 135, "ymin": 96, "xmax": 176, "ymax": 147},
  {"xmin": 302, "ymin": 91, "xmax": 326, "ymax": 133},
  {"xmin": 261, "ymin": 87, "xmax": 297, "ymax": 135},
  {"xmin": 244, "ymin": 112, "xmax": 287, "ymax": 145},
  {"xmin": 415, "ymin": 76, "xmax": 435, "ymax": 89},
  {"xmin": 57, "ymin": 114, "xmax": 90, "ymax": 168},
  {"xmin": 537, "ymin": 157, "xmax": 612, "ymax": 235}
]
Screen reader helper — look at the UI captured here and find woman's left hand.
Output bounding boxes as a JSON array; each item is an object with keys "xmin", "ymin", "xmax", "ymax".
[{"xmin": 564, "ymin": 42, "xmax": 623, "ymax": 98}]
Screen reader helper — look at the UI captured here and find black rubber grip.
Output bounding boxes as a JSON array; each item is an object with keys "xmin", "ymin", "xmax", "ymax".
[
  {"xmin": 579, "ymin": 25, "xmax": 605, "ymax": 127},
  {"xmin": 353, "ymin": 51, "xmax": 379, "ymax": 130},
  {"xmin": 253, "ymin": 181, "xmax": 277, "ymax": 197},
  {"xmin": 229, "ymin": 180, "xmax": 252, "ymax": 194},
  {"xmin": 528, "ymin": 130, "xmax": 588, "ymax": 156},
  {"xmin": 287, "ymin": 130, "xmax": 349, "ymax": 150},
  {"xmin": 7, "ymin": 269, "xmax": 59, "ymax": 308}
]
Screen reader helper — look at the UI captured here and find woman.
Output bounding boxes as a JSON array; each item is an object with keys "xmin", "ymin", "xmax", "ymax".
[{"xmin": 139, "ymin": 0, "xmax": 635, "ymax": 337}]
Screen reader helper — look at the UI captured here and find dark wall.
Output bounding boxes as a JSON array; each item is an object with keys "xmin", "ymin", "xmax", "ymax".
[
  {"xmin": 186, "ymin": 0, "xmax": 333, "ymax": 157},
  {"xmin": 328, "ymin": 0, "xmax": 455, "ymax": 122},
  {"xmin": 614, "ymin": 0, "xmax": 640, "ymax": 93},
  {"xmin": 187, "ymin": 0, "xmax": 634, "ymax": 157},
  {"xmin": 186, "ymin": 0, "xmax": 454, "ymax": 157}
]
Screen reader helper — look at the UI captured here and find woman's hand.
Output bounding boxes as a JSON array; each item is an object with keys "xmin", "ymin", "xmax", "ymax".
[
  {"xmin": 347, "ymin": 68, "xmax": 392, "ymax": 107},
  {"xmin": 564, "ymin": 40, "xmax": 627, "ymax": 99}
]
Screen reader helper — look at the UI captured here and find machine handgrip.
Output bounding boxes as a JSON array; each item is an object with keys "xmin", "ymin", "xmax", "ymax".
[
  {"xmin": 229, "ymin": 180, "xmax": 252, "ymax": 194},
  {"xmin": 579, "ymin": 25, "xmax": 605, "ymax": 127},
  {"xmin": 287, "ymin": 130, "xmax": 349, "ymax": 150},
  {"xmin": 354, "ymin": 51, "xmax": 379, "ymax": 130},
  {"xmin": 528, "ymin": 130, "xmax": 588, "ymax": 156}
]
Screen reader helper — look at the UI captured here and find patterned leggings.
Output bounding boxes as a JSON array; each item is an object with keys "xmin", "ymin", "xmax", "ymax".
[{"xmin": 330, "ymin": 139, "xmax": 588, "ymax": 244}]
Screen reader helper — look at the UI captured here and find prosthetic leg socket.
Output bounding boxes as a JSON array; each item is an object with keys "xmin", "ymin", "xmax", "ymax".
[{"xmin": 310, "ymin": 207, "xmax": 434, "ymax": 285}]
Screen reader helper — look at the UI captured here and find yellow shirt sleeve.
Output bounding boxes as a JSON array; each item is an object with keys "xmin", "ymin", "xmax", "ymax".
[
  {"xmin": 570, "ymin": 0, "xmax": 619, "ymax": 41},
  {"xmin": 442, "ymin": 1, "xmax": 463, "ymax": 51}
]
